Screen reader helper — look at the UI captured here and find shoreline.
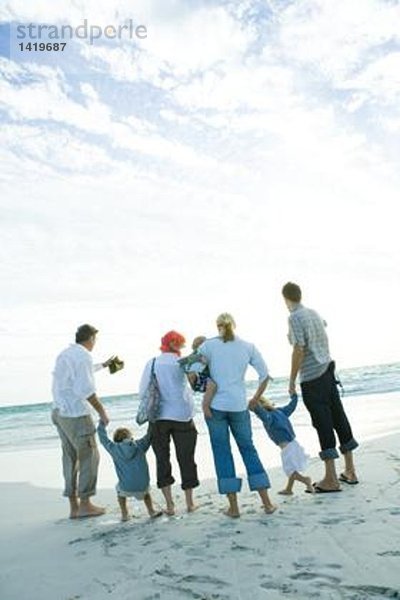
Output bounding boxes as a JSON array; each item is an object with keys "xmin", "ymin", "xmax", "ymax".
[
  {"xmin": 1, "ymin": 432, "xmax": 400, "ymax": 599},
  {"xmin": 1, "ymin": 390, "xmax": 400, "ymax": 493}
]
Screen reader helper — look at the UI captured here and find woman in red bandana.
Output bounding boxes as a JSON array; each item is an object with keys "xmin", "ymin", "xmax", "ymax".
[{"xmin": 138, "ymin": 331, "xmax": 199, "ymax": 515}]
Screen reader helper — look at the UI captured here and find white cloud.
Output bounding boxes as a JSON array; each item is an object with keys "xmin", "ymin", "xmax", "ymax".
[
  {"xmin": 80, "ymin": 4, "xmax": 252, "ymax": 91},
  {"xmin": 277, "ymin": 0, "xmax": 400, "ymax": 80},
  {"xmin": 0, "ymin": 59, "xmax": 221, "ymax": 172},
  {"xmin": 1, "ymin": 0, "xmax": 400, "ymax": 405},
  {"xmin": 1, "ymin": 0, "xmax": 151, "ymax": 25},
  {"xmin": 145, "ymin": 5, "xmax": 251, "ymax": 74},
  {"xmin": 340, "ymin": 52, "xmax": 400, "ymax": 104}
]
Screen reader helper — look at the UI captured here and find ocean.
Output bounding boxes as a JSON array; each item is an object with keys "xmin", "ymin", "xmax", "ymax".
[{"xmin": 0, "ymin": 362, "xmax": 399, "ymax": 453}]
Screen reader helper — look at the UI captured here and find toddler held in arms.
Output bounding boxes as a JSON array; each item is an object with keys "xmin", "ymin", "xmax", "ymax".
[
  {"xmin": 250, "ymin": 395, "xmax": 314, "ymax": 495},
  {"xmin": 178, "ymin": 335, "xmax": 217, "ymax": 419},
  {"xmin": 97, "ymin": 421, "xmax": 162, "ymax": 521}
]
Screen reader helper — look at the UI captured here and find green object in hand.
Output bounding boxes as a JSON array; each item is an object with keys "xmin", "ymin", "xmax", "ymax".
[{"xmin": 109, "ymin": 356, "xmax": 124, "ymax": 374}]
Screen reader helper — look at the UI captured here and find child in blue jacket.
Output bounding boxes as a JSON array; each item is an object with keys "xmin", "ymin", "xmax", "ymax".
[
  {"xmin": 97, "ymin": 421, "xmax": 162, "ymax": 521},
  {"xmin": 251, "ymin": 394, "xmax": 314, "ymax": 495}
]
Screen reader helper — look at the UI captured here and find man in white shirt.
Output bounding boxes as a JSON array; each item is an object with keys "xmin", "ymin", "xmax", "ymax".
[{"xmin": 52, "ymin": 324, "xmax": 113, "ymax": 518}]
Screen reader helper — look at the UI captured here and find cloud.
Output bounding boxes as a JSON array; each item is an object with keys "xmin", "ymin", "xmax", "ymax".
[
  {"xmin": 1, "ymin": 0, "xmax": 152, "ymax": 25},
  {"xmin": 1, "ymin": 0, "xmax": 400, "ymax": 405},
  {"xmin": 277, "ymin": 0, "xmax": 400, "ymax": 78},
  {"xmin": 0, "ymin": 58, "xmax": 221, "ymax": 174},
  {"xmin": 340, "ymin": 51, "xmax": 400, "ymax": 104}
]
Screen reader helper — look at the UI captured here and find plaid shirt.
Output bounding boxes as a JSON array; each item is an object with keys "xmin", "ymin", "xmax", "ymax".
[{"xmin": 288, "ymin": 304, "xmax": 331, "ymax": 382}]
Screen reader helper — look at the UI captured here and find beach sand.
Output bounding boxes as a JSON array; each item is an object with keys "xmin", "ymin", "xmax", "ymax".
[{"xmin": 1, "ymin": 426, "xmax": 400, "ymax": 600}]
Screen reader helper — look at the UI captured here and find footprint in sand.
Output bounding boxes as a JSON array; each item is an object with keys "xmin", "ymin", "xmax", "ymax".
[
  {"xmin": 293, "ymin": 560, "xmax": 342, "ymax": 572},
  {"xmin": 290, "ymin": 571, "xmax": 342, "ymax": 584},
  {"xmin": 180, "ymin": 574, "xmax": 228, "ymax": 586},
  {"xmin": 68, "ymin": 537, "xmax": 85, "ymax": 545},
  {"xmin": 154, "ymin": 564, "xmax": 178, "ymax": 578},
  {"xmin": 344, "ymin": 584, "xmax": 400, "ymax": 598},
  {"xmin": 377, "ymin": 550, "xmax": 400, "ymax": 557},
  {"xmin": 324, "ymin": 563, "xmax": 343, "ymax": 570},
  {"xmin": 318, "ymin": 517, "xmax": 343, "ymax": 525}
]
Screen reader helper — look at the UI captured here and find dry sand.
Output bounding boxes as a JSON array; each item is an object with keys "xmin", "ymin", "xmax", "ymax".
[{"xmin": 1, "ymin": 431, "xmax": 399, "ymax": 600}]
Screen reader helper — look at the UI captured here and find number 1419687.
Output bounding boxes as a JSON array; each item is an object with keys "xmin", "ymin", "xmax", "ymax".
[{"xmin": 19, "ymin": 42, "xmax": 67, "ymax": 51}]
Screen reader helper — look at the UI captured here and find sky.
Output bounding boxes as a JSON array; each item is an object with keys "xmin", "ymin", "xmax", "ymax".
[{"xmin": 0, "ymin": 0, "xmax": 399, "ymax": 407}]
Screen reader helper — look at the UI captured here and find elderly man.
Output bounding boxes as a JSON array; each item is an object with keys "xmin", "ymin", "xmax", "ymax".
[
  {"xmin": 282, "ymin": 282, "xmax": 358, "ymax": 492},
  {"xmin": 52, "ymin": 324, "xmax": 114, "ymax": 518}
]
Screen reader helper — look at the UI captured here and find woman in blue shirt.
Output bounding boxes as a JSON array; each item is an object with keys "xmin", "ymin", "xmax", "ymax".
[{"xmin": 198, "ymin": 313, "xmax": 276, "ymax": 518}]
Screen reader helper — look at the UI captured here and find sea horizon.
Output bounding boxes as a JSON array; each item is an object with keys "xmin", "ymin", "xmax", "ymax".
[
  {"xmin": 0, "ymin": 361, "xmax": 399, "ymax": 454},
  {"xmin": 1, "ymin": 360, "xmax": 399, "ymax": 412}
]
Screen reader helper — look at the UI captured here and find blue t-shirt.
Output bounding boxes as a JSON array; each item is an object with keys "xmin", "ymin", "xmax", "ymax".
[{"xmin": 198, "ymin": 336, "xmax": 269, "ymax": 411}]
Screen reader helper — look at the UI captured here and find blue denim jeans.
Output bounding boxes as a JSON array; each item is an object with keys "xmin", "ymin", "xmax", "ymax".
[{"xmin": 206, "ymin": 409, "xmax": 270, "ymax": 494}]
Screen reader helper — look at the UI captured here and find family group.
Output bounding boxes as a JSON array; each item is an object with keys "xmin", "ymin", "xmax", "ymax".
[{"xmin": 51, "ymin": 282, "xmax": 359, "ymax": 521}]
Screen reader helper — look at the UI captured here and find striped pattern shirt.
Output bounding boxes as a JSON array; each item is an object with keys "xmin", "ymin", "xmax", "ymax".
[{"xmin": 288, "ymin": 304, "xmax": 331, "ymax": 383}]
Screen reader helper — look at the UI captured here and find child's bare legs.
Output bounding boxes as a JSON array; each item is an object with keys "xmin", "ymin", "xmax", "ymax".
[
  {"xmin": 279, "ymin": 472, "xmax": 313, "ymax": 495},
  {"xmin": 258, "ymin": 488, "xmax": 277, "ymax": 514},
  {"xmin": 143, "ymin": 492, "xmax": 163, "ymax": 518},
  {"xmin": 278, "ymin": 473, "xmax": 295, "ymax": 495},
  {"xmin": 161, "ymin": 484, "xmax": 175, "ymax": 515},
  {"xmin": 202, "ymin": 380, "xmax": 217, "ymax": 419},
  {"xmin": 117, "ymin": 495, "xmax": 129, "ymax": 521}
]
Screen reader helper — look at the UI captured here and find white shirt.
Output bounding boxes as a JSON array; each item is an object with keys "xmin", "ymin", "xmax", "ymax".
[
  {"xmin": 198, "ymin": 336, "xmax": 269, "ymax": 412},
  {"xmin": 139, "ymin": 352, "xmax": 194, "ymax": 422},
  {"xmin": 52, "ymin": 344, "xmax": 97, "ymax": 417}
]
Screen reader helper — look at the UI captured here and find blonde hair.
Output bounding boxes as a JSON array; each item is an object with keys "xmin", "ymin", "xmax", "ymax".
[
  {"xmin": 259, "ymin": 397, "xmax": 275, "ymax": 411},
  {"xmin": 216, "ymin": 312, "xmax": 236, "ymax": 343},
  {"xmin": 113, "ymin": 427, "xmax": 133, "ymax": 443}
]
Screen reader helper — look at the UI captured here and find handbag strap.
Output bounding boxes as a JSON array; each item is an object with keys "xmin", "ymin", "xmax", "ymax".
[
  {"xmin": 150, "ymin": 357, "xmax": 161, "ymax": 397},
  {"xmin": 151, "ymin": 357, "xmax": 157, "ymax": 378}
]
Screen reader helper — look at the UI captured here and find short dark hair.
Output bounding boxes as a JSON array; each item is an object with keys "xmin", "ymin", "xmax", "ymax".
[
  {"xmin": 282, "ymin": 282, "xmax": 302, "ymax": 303},
  {"xmin": 75, "ymin": 324, "xmax": 98, "ymax": 344}
]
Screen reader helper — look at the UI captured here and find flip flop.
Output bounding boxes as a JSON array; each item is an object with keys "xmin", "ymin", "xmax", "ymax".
[
  {"xmin": 339, "ymin": 474, "xmax": 359, "ymax": 485},
  {"xmin": 305, "ymin": 484, "xmax": 342, "ymax": 494},
  {"xmin": 150, "ymin": 511, "xmax": 163, "ymax": 519}
]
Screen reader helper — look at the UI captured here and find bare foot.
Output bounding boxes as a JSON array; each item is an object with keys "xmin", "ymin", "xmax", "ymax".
[
  {"xmin": 305, "ymin": 477, "xmax": 315, "ymax": 493},
  {"xmin": 121, "ymin": 512, "xmax": 130, "ymax": 522},
  {"xmin": 278, "ymin": 489, "xmax": 293, "ymax": 496},
  {"xmin": 263, "ymin": 504, "xmax": 278, "ymax": 514},
  {"xmin": 223, "ymin": 508, "xmax": 240, "ymax": 519},
  {"xmin": 187, "ymin": 504, "xmax": 199, "ymax": 513},
  {"xmin": 69, "ymin": 497, "xmax": 79, "ymax": 519},
  {"xmin": 77, "ymin": 502, "xmax": 106, "ymax": 518},
  {"xmin": 164, "ymin": 504, "xmax": 175, "ymax": 516}
]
